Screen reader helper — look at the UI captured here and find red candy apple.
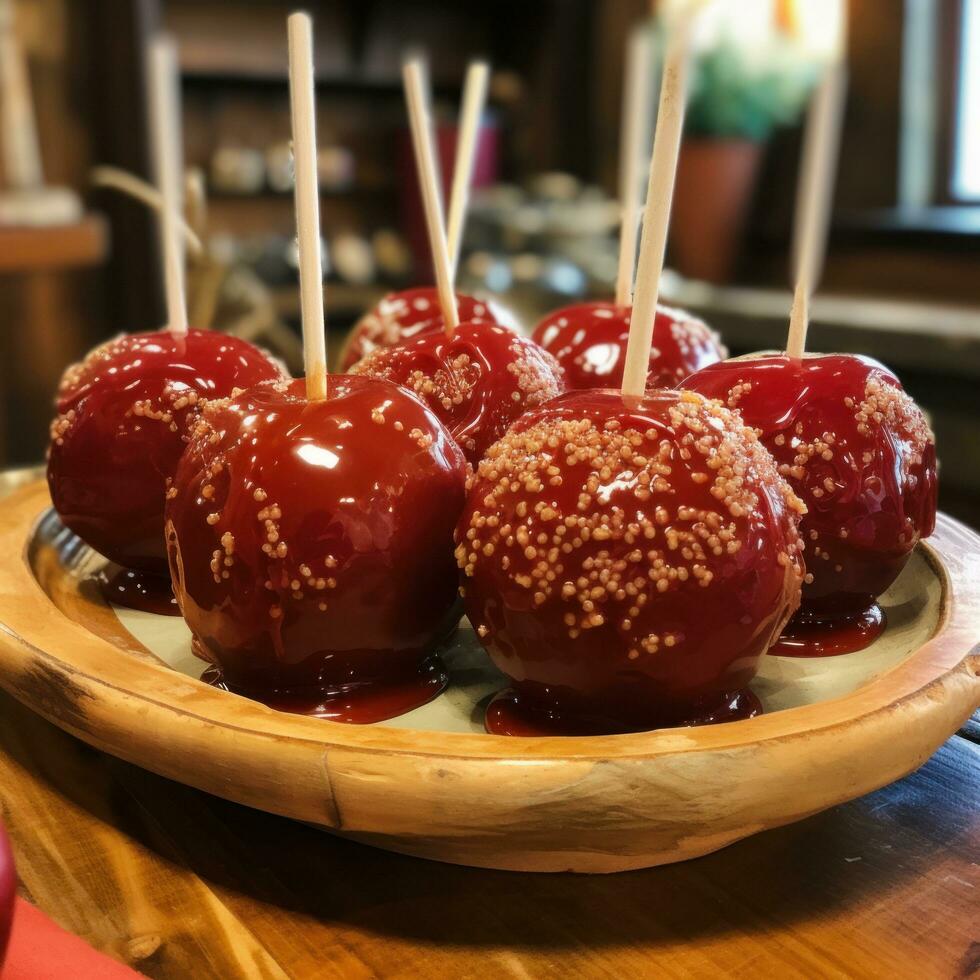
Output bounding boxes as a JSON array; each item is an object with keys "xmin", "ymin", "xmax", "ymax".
[
  {"xmin": 457, "ymin": 388, "xmax": 806, "ymax": 735},
  {"xmin": 681, "ymin": 353, "xmax": 937, "ymax": 651},
  {"xmin": 339, "ymin": 286, "xmax": 520, "ymax": 370},
  {"xmin": 531, "ymin": 301, "xmax": 726, "ymax": 391},
  {"xmin": 165, "ymin": 375, "xmax": 468, "ymax": 721},
  {"xmin": 47, "ymin": 329, "xmax": 285, "ymax": 573},
  {"xmin": 349, "ymin": 319, "xmax": 565, "ymax": 465}
]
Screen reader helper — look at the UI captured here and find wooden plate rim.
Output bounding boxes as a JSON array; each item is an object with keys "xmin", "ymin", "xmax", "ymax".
[{"xmin": 1, "ymin": 480, "xmax": 978, "ymax": 763}]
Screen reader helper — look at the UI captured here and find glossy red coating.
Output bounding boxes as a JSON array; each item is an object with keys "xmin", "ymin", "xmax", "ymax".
[
  {"xmin": 531, "ymin": 301, "xmax": 726, "ymax": 390},
  {"xmin": 349, "ymin": 319, "xmax": 566, "ymax": 465},
  {"xmin": 0, "ymin": 821, "xmax": 14, "ymax": 969},
  {"xmin": 681, "ymin": 354, "xmax": 937, "ymax": 636},
  {"xmin": 456, "ymin": 388, "xmax": 806, "ymax": 735},
  {"xmin": 165, "ymin": 375, "xmax": 468, "ymax": 721},
  {"xmin": 339, "ymin": 286, "xmax": 521, "ymax": 370},
  {"xmin": 47, "ymin": 329, "xmax": 285, "ymax": 573},
  {"xmin": 98, "ymin": 566, "xmax": 180, "ymax": 616},
  {"xmin": 485, "ymin": 687, "xmax": 762, "ymax": 737},
  {"xmin": 770, "ymin": 604, "xmax": 885, "ymax": 657}
]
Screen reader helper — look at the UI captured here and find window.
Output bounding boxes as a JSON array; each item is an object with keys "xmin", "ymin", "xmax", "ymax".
[{"xmin": 953, "ymin": 0, "xmax": 980, "ymax": 198}]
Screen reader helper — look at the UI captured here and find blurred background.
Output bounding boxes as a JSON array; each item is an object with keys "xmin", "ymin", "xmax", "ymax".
[{"xmin": 0, "ymin": 0, "xmax": 977, "ymax": 528}]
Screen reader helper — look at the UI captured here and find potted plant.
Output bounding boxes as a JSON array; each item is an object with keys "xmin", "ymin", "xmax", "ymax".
[{"xmin": 656, "ymin": 3, "xmax": 819, "ymax": 283}]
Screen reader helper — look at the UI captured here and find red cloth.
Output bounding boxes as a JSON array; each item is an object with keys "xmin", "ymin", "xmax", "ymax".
[{"xmin": 2, "ymin": 898, "xmax": 142, "ymax": 979}]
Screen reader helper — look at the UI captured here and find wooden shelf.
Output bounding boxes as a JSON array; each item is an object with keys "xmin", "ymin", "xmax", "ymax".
[
  {"xmin": 0, "ymin": 215, "xmax": 108, "ymax": 274},
  {"xmin": 838, "ymin": 206, "xmax": 980, "ymax": 241},
  {"xmin": 204, "ymin": 196, "xmax": 383, "ymax": 238},
  {"xmin": 181, "ymin": 68, "xmax": 462, "ymax": 96},
  {"xmin": 207, "ymin": 185, "xmax": 394, "ymax": 202},
  {"xmin": 660, "ymin": 277, "xmax": 980, "ymax": 379},
  {"xmin": 272, "ymin": 283, "xmax": 386, "ymax": 319}
]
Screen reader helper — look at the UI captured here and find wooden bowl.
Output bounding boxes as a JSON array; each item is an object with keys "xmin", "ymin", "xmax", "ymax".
[{"xmin": 0, "ymin": 479, "xmax": 977, "ymax": 873}]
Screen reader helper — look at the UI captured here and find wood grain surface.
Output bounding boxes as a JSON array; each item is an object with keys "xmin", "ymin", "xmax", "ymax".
[
  {"xmin": 0, "ymin": 480, "xmax": 978, "ymax": 873},
  {"xmin": 1, "ymin": 690, "xmax": 978, "ymax": 978},
  {"xmin": 0, "ymin": 469, "xmax": 978, "ymax": 976}
]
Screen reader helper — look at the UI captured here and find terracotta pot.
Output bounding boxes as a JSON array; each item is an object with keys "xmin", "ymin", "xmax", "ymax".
[
  {"xmin": 398, "ymin": 121, "xmax": 499, "ymax": 280},
  {"xmin": 670, "ymin": 138, "xmax": 764, "ymax": 284}
]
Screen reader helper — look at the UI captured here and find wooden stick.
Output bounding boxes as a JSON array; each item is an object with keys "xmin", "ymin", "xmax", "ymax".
[
  {"xmin": 184, "ymin": 167, "xmax": 208, "ymax": 245},
  {"xmin": 0, "ymin": 0, "xmax": 42, "ymax": 189},
  {"xmin": 418, "ymin": 58, "xmax": 444, "ymax": 197},
  {"xmin": 90, "ymin": 166, "xmax": 203, "ymax": 256},
  {"xmin": 786, "ymin": 55, "xmax": 847, "ymax": 360},
  {"xmin": 621, "ymin": 14, "xmax": 694, "ymax": 399},
  {"xmin": 149, "ymin": 37, "xmax": 188, "ymax": 337},
  {"xmin": 445, "ymin": 61, "xmax": 489, "ymax": 278},
  {"xmin": 614, "ymin": 28, "xmax": 652, "ymax": 308},
  {"xmin": 403, "ymin": 58, "xmax": 459, "ymax": 335},
  {"xmin": 287, "ymin": 12, "xmax": 327, "ymax": 401},
  {"xmin": 183, "ymin": 167, "xmax": 219, "ymax": 330}
]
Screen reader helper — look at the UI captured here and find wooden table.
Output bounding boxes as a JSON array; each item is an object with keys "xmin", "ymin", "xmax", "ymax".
[{"xmin": 0, "ymin": 689, "xmax": 977, "ymax": 979}]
